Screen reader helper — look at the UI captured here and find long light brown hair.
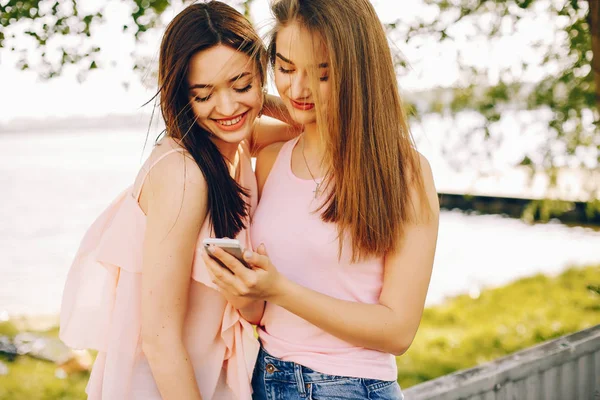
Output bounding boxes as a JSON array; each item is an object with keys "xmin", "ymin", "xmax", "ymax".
[
  {"xmin": 156, "ymin": 1, "xmax": 266, "ymax": 238},
  {"xmin": 270, "ymin": 0, "xmax": 431, "ymax": 261}
]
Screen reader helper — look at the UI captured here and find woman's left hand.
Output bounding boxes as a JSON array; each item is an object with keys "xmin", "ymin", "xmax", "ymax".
[{"xmin": 201, "ymin": 243, "xmax": 284, "ymax": 301}]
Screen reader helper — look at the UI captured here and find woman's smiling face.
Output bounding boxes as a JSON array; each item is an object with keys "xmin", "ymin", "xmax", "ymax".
[
  {"xmin": 188, "ymin": 44, "xmax": 263, "ymax": 146},
  {"xmin": 273, "ymin": 22, "xmax": 331, "ymax": 126}
]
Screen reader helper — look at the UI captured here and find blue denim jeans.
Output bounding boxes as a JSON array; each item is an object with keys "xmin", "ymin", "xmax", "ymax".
[{"xmin": 252, "ymin": 347, "xmax": 404, "ymax": 400}]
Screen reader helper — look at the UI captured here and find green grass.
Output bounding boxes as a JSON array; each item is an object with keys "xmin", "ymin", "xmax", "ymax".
[
  {"xmin": 0, "ymin": 321, "xmax": 90, "ymax": 400},
  {"xmin": 397, "ymin": 265, "xmax": 600, "ymax": 388},
  {"xmin": 0, "ymin": 265, "xmax": 598, "ymax": 399},
  {"xmin": 0, "ymin": 321, "xmax": 18, "ymax": 337},
  {"xmin": 0, "ymin": 357, "xmax": 89, "ymax": 400}
]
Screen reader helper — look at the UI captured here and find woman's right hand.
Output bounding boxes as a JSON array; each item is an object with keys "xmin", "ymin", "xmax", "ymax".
[{"xmin": 202, "ymin": 243, "xmax": 287, "ymax": 302}]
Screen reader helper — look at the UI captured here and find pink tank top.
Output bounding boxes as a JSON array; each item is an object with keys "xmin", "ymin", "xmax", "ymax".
[{"xmin": 251, "ymin": 137, "xmax": 397, "ymax": 381}]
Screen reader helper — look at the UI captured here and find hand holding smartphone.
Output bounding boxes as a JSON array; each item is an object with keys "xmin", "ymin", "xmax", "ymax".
[{"xmin": 202, "ymin": 238, "xmax": 249, "ymax": 269}]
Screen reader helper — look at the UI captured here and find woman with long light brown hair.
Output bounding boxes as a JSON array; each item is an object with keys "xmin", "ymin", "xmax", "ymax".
[
  {"xmin": 204, "ymin": 0, "xmax": 440, "ymax": 398},
  {"xmin": 59, "ymin": 2, "xmax": 297, "ymax": 399}
]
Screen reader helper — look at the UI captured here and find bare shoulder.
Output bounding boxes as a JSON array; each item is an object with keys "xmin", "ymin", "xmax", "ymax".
[
  {"xmin": 147, "ymin": 149, "xmax": 205, "ymax": 193},
  {"xmin": 416, "ymin": 153, "xmax": 435, "ymax": 189},
  {"xmin": 256, "ymin": 141, "xmax": 286, "ymax": 174},
  {"xmin": 250, "ymin": 111, "xmax": 299, "ymax": 156},
  {"xmin": 258, "ymin": 141, "xmax": 286, "ymax": 162},
  {"xmin": 255, "ymin": 141, "xmax": 286, "ymax": 196},
  {"xmin": 141, "ymin": 136, "xmax": 188, "ymax": 175},
  {"xmin": 141, "ymin": 145, "xmax": 207, "ymax": 218},
  {"xmin": 412, "ymin": 152, "xmax": 439, "ymax": 220},
  {"xmin": 155, "ymin": 135, "xmax": 185, "ymax": 152}
]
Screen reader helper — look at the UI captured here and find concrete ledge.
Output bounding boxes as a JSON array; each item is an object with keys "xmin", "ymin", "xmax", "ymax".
[{"xmin": 404, "ymin": 324, "xmax": 600, "ymax": 400}]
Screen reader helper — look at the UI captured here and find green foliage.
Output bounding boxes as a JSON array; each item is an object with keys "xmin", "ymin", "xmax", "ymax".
[
  {"xmin": 400, "ymin": 0, "xmax": 599, "ymax": 203},
  {"xmin": 0, "ymin": 0, "xmax": 103, "ymax": 78},
  {"xmin": 588, "ymin": 284, "xmax": 600, "ymax": 295},
  {"xmin": 0, "ymin": 0, "xmax": 254, "ymax": 78},
  {"xmin": 522, "ymin": 198, "xmax": 576, "ymax": 222},
  {"xmin": 397, "ymin": 264, "xmax": 600, "ymax": 388},
  {"xmin": 130, "ymin": 0, "xmax": 170, "ymax": 37}
]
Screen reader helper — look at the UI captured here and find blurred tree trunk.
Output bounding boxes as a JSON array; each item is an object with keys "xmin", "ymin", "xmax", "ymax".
[{"xmin": 589, "ymin": 0, "xmax": 600, "ymax": 115}]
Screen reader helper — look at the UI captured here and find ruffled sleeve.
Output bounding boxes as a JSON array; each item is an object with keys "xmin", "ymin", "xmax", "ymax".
[
  {"xmin": 60, "ymin": 144, "xmax": 261, "ymax": 399},
  {"xmin": 59, "ymin": 188, "xmax": 145, "ymax": 352}
]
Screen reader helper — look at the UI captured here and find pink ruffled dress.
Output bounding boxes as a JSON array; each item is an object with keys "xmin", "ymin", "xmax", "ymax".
[{"xmin": 59, "ymin": 142, "xmax": 259, "ymax": 400}]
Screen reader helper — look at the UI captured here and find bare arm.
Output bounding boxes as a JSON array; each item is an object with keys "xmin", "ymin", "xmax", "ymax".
[
  {"xmin": 218, "ymin": 291, "xmax": 265, "ymax": 325},
  {"xmin": 262, "ymin": 94, "xmax": 298, "ymax": 127},
  {"xmin": 205, "ymin": 154, "xmax": 440, "ymax": 355},
  {"xmin": 249, "ymin": 95, "xmax": 301, "ymax": 156},
  {"xmin": 140, "ymin": 153, "xmax": 206, "ymax": 400}
]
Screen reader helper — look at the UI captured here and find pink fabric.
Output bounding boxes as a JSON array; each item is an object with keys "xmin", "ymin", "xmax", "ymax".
[
  {"xmin": 59, "ymin": 142, "xmax": 259, "ymax": 399},
  {"xmin": 251, "ymin": 137, "xmax": 398, "ymax": 381}
]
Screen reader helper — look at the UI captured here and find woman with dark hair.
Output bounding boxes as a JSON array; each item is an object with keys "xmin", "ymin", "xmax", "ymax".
[
  {"xmin": 59, "ymin": 2, "xmax": 296, "ymax": 399},
  {"xmin": 204, "ymin": 0, "xmax": 440, "ymax": 399}
]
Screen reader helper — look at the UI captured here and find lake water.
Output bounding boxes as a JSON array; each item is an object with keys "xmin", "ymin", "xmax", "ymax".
[{"xmin": 1, "ymin": 128, "xmax": 599, "ymax": 317}]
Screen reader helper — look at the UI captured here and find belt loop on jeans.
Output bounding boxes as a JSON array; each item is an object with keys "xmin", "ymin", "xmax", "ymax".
[{"xmin": 294, "ymin": 363, "xmax": 307, "ymax": 397}]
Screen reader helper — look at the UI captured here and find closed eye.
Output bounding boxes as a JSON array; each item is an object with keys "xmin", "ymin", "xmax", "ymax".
[
  {"xmin": 234, "ymin": 84, "xmax": 253, "ymax": 93},
  {"xmin": 194, "ymin": 94, "xmax": 211, "ymax": 102},
  {"xmin": 278, "ymin": 66, "xmax": 294, "ymax": 74}
]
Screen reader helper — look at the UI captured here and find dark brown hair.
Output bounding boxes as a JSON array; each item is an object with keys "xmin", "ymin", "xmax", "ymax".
[
  {"xmin": 157, "ymin": 1, "xmax": 266, "ymax": 238},
  {"xmin": 270, "ymin": 0, "xmax": 431, "ymax": 261}
]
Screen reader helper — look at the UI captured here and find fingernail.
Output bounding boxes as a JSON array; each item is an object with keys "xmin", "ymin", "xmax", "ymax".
[
  {"xmin": 208, "ymin": 245, "xmax": 216, "ymax": 254},
  {"xmin": 244, "ymin": 250, "xmax": 252, "ymax": 259}
]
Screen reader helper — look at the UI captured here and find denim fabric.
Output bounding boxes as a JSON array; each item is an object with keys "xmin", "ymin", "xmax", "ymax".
[{"xmin": 252, "ymin": 347, "xmax": 403, "ymax": 400}]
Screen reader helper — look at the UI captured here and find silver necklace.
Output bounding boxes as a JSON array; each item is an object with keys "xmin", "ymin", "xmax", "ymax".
[{"xmin": 301, "ymin": 136, "xmax": 322, "ymax": 198}]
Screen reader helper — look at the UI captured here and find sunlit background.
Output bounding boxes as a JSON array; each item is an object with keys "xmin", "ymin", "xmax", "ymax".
[{"xmin": 1, "ymin": 0, "xmax": 599, "ymax": 398}]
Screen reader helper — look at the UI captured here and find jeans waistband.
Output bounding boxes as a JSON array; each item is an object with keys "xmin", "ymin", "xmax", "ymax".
[{"xmin": 256, "ymin": 347, "xmax": 361, "ymax": 385}]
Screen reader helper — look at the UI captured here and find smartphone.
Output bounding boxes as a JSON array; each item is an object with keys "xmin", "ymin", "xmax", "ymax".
[{"xmin": 202, "ymin": 238, "xmax": 249, "ymax": 268}]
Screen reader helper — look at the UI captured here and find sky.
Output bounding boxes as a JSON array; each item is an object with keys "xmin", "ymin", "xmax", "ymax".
[{"xmin": 0, "ymin": 0, "xmax": 560, "ymax": 123}]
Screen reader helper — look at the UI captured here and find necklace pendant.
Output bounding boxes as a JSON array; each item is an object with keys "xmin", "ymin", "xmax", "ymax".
[{"xmin": 301, "ymin": 135, "xmax": 323, "ymax": 200}]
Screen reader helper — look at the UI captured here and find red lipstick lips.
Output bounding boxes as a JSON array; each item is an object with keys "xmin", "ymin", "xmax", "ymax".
[{"xmin": 290, "ymin": 98, "xmax": 315, "ymax": 111}]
